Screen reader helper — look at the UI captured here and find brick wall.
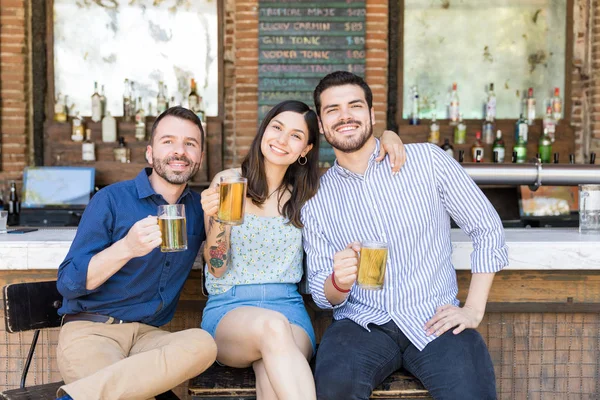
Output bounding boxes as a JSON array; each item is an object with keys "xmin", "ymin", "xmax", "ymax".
[
  {"xmin": 590, "ymin": 0, "xmax": 600, "ymax": 158},
  {"xmin": 0, "ymin": 0, "xmax": 30, "ymax": 183}
]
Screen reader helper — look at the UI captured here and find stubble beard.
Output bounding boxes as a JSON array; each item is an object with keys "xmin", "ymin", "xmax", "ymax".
[
  {"xmin": 153, "ymin": 155, "xmax": 200, "ymax": 185},
  {"xmin": 323, "ymin": 118, "xmax": 373, "ymax": 153}
]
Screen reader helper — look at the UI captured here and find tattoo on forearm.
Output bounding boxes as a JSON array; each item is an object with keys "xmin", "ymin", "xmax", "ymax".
[{"xmin": 208, "ymin": 223, "xmax": 228, "ymax": 274}]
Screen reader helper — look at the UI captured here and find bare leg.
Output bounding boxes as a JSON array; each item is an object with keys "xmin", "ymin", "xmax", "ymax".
[
  {"xmin": 253, "ymin": 359, "xmax": 278, "ymax": 400},
  {"xmin": 214, "ymin": 307, "xmax": 316, "ymax": 400}
]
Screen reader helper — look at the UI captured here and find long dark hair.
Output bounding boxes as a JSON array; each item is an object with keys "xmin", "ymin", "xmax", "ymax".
[{"xmin": 241, "ymin": 100, "xmax": 320, "ymax": 228}]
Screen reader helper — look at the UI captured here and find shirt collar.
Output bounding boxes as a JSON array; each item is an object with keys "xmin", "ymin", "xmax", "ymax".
[
  {"xmin": 135, "ymin": 167, "xmax": 191, "ymax": 201},
  {"xmin": 333, "ymin": 139, "xmax": 381, "ymax": 180}
]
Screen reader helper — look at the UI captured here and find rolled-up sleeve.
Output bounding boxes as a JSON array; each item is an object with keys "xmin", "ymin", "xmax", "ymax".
[
  {"xmin": 57, "ymin": 190, "xmax": 115, "ymax": 300},
  {"xmin": 430, "ymin": 144, "xmax": 509, "ymax": 273},
  {"xmin": 301, "ymin": 204, "xmax": 348, "ymax": 310}
]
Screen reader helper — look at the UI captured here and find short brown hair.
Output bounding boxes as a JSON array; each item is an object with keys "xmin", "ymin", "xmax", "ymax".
[{"xmin": 149, "ymin": 106, "xmax": 205, "ymax": 150}]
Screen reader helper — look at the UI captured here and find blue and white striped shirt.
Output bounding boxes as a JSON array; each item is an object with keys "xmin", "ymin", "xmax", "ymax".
[{"xmin": 301, "ymin": 140, "xmax": 508, "ymax": 350}]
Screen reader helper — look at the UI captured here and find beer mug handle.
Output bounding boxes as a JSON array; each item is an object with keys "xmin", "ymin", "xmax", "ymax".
[{"xmin": 581, "ymin": 191, "xmax": 589, "ymax": 219}]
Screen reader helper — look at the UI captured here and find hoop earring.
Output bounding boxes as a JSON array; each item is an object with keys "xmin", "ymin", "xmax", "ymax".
[{"xmin": 298, "ymin": 155, "xmax": 308, "ymax": 165}]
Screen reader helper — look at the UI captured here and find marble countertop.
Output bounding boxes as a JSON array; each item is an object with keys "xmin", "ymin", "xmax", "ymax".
[{"xmin": 0, "ymin": 228, "xmax": 599, "ymax": 271}]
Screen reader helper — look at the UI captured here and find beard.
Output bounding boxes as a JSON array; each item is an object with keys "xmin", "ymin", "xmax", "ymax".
[
  {"xmin": 322, "ymin": 117, "xmax": 373, "ymax": 153},
  {"xmin": 152, "ymin": 155, "xmax": 200, "ymax": 184}
]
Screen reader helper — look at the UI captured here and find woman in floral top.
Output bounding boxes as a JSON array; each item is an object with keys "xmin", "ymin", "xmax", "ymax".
[{"xmin": 200, "ymin": 100, "xmax": 404, "ymax": 400}]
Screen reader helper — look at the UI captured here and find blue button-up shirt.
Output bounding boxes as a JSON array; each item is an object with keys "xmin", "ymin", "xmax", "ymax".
[
  {"xmin": 57, "ymin": 168, "xmax": 205, "ymax": 326},
  {"xmin": 302, "ymin": 141, "xmax": 508, "ymax": 350}
]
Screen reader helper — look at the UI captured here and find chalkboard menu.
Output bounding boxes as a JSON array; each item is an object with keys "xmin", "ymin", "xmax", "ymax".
[{"xmin": 258, "ymin": 0, "xmax": 366, "ymax": 167}]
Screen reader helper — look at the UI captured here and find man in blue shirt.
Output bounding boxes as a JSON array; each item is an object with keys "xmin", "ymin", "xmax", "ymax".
[
  {"xmin": 55, "ymin": 107, "xmax": 217, "ymax": 400},
  {"xmin": 302, "ymin": 72, "xmax": 508, "ymax": 399}
]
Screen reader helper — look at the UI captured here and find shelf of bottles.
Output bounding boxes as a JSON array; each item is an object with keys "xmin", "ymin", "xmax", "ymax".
[
  {"xmin": 403, "ymin": 83, "xmax": 579, "ymax": 165},
  {"xmin": 45, "ymin": 78, "xmax": 209, "ymax": 187}
]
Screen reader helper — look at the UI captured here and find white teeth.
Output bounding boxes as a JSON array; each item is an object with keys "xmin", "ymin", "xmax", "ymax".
[
  {"xmin": 270, "ymin": 145, "xmax": 288, "ymax": 155},
  {"xmin": 337, "ymin": 125, "xmax": 358, "ymax": 132}
]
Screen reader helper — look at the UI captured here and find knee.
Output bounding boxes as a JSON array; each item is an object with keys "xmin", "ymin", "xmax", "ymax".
[
  {"xmin": 259, "ymin": 314, "xmax": 294, "ymax": 349},
  {"xmin": 183, "ymin": 328, "xmax": 218, "ymax": 366}
]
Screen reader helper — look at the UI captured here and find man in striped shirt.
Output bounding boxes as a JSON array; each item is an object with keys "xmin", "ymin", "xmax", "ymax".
[{"xmin": 302, "ymin": 71, "xmax": 508, "ymax": 400}]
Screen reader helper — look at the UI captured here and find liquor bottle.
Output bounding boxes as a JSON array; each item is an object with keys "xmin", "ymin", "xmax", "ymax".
[
  {"xmin": 410, "ymin": 85, "xmax": 420, "ymax": 125},
  {"xmin": 102, "ymin": 111, "xmax": 117, "ymax": 142},
  {"xmin": 513, "ymin": 137, "xmax": 527, "ymax": 164},
  {"xmin": 454, "ymin": 114, "xmax": 466, "ymax": 144},
  {"xmin": 512, "ymin": 151, "xmax": 517, "ymax": 163},
  {"xmin": 71, "ymin": 112, "xmax": 85, "ymax": 142},
  {"xmin": 129, "ymin": 81, "xmax": 137, "ymax": 118},
  {"xmin": 526, "ymin": 87, "xmax": 536, "ymax": 125},
  {"xmin": 100, "ymin": 84, "xmax": 107, "ymax": 118},
  {"xmin": 157, "ymin": 81, "xmax": 167, "ymax": 115},
  {"xmin": 170, "ymin": 96, "xmax": 176, "ymax": 107},
  {"xmin": 196, "ymin": 93, "xmax": 206, "ymax": 123},
  {"xmin": 569, "ymin": 154, "xmax": 575, "ymax": 164},
  {"xmin": 475, "ymin": 150, "xmax": 483, "ymax": 163},
  {"xmin": 82, "ymin": 129, "xmax": 96, "ymax": 162},
  {"xmin": 553, "ymin": 153, "xmax": 559, "ymax": 164},
  {"xmin": 515, "ymin": 114, "xmax": 528, "ymax": 143},
  {"xmin": 551, "ymin": 87, "xmax": 562, "ymax": 122},
  {"xmin": 135, "ymin": 97, "xmax": 146, "ymax": 141},
  {"xmin": 113, "ymin": 136, "xmax": 131, "ymax": 163},
  {"xmin": 91, "ymin": 81, "xmax": 102, "ymax": 122},
  {"xmin": 54, "ymin": 93, "xmax": 68, "ymax": 122},
  {"xmin": 485, "ymin": 83, "xmax": 496, "ymax": 122},
  {"xmin": 7, "ymin": 181, "xmax": 19, "ymax": 226},
  {"xmin": 538, "ymin": 129, "xmax": 552, "ymax": 163},
  {"xmin": 543, "ymin": 106, "xmax": 556, "ymax": 143},
  {"xmin": 440, "ymin": 138, "xmax": 454, "ymax": 158},
  {"xmin": 123, "ymin": 78, "xmax": 132, "ymax": 121},
  {"xmin": 491, "ymin": 130, "xmax": 505, "ymax": 163},
  {"xmin": 471, "ymin": 131, "xmax": 484, "ymax": 162},
  {"xmin": 189, "ymin": 78, "xmax": 199, "ymax": 111},
  {"xmin": 590, "ymin": 152, "xmax": 596, "ymax": 164},
  {"xmin": 458, "ymin": 150, "xmax": 465, "ymax": 163},
  {"xmin": 482, "ymin": 120, "xmax": 494, "ymax": 145},
  {"xmin": 448, "ymin": 82, "xmax": 460, "ymax": 125},
  {"xmin": 428, "ymin": 113, "xmax": 439, "ymax": 144}
]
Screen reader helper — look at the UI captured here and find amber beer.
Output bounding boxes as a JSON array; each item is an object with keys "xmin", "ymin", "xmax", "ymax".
[
  {"xmin": 217, "ymin": 176, "xmax": 247, "ymax": 225},
  {"xmin": 357, "ymin": 241, "xmax": 388, "ymax": 290},
  {"xmin": 157, "ymin": 204, "xmax": 187, "ymax": 252}
]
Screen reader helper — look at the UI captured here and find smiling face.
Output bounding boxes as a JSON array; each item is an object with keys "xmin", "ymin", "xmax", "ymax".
[
  {"xmin": 146, "ymin": 115, "xmax": 203, "ymax": 185},
  {"xmin": 318, "ymin": 84, "xmax": 375, "ymax": 153},
  {"xmin": 260, "ymin": 111, "xmax": 313, "ymax": 168}
]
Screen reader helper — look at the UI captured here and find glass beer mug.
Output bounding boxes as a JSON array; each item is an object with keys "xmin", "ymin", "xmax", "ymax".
[
  {"xmin": 357, "ymin": 241, "xmax": 388, "ymax": 290},
  {"xmin": 217, "ymin": 176, "xmax": 247, "ymax": 225},
  {"xmin": 579, "ymin": 185, "xmax": 600, "ymax": 234},
  {"xmin": 158, "ymin": 204, "xmax": 188, "ymax": 252}
]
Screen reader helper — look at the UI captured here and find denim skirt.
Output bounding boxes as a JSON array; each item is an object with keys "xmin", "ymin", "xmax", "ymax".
[{"xmin": 201, "ymin": 283, "xmax": 316, "ymax": 354}]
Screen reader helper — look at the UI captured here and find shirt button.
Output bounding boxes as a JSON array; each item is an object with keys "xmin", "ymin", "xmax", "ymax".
[{"xmin": 165, "ymin": 261, "xmax": 170, "ymax": 266}]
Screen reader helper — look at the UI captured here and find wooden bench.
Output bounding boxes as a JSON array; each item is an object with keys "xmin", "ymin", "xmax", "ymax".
[{"xmin": 189, "ymin": 363, "xmax": 432, "ymax": 399}]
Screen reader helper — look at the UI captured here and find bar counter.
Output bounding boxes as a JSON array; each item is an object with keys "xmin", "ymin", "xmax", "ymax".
[{"xmin": 0, "ymin": 227, "xmax": 598, "ymax": 270}]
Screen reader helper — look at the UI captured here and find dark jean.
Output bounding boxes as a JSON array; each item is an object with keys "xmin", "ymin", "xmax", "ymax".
[{"xmin": 315, "ymin": 319, "xmax": 496, "ymax": 400}]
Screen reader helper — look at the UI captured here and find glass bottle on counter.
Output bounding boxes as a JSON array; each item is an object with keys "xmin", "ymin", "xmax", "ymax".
[
  {"xmin": 491, "ymin": 130, "xmax": 505, "ymax": 163},
  {"xmin": 440, "ymin": 138, "xmax": 454, "ymax": 158},
  {"xmin": 189, "ymin": 78, "xmax": 199, "ymax": 111},
  {"xmin": 448, "ymin": 82, "xmax": 460, "ymax": 125},
  {"xmin": 410, "ymin": 85, "xmax": 420, "ymax": 125},
  {"xmin": 54, "ymin": 93, "xmax": 68, "ymax": 122},
  {"xmin": 71, "ymin": 112, "xmax": 85, "ymax": 142},
  {"xmin": 7, "ymin": 181, "xmax": 19, "ymax": 226},
  {"xmin": 515, "ymin": 113, "xmax": 528, "ymax": 143},
  {"xmin": 513, "ymin": 137, "xmax": 527, "ymax": 164},
  {"xmin": 157, "ymin": 81, "xmax": 167, "ymax": 115},
  {"xmin": 428, "ymin": 113, "xmax": 439, "ymax": 144},
  {"xmin": 543, "ymin": 106, "xmax": 556, "ymax": 142},
  {"xmin": 123, "ymin": 79, "xmax": 132, "ymax": 122},
  {"xmin": 135, "ymin": 98, "xmax": 146, "ymax": 141},
  {"xmin": 82, "ymin": 129, "xmax": 96, "ymax": 162},
  {"xmin": 102, "ymin": 111, "xmax": 117, "ymax": 142},
  {"xmin": 538, "ymin": 128, "xmax": 552, "ymax": 163},
  {"xmin": 526, "ymin": 87, "xmax": 536, "ymax": 125},
  {"xmin": 471, "ymin": 131, "xmax": 484, "ymax": 162},
  {"xmin": 454, "ymin": 113, "xmax": 466, "ymax": 144},
  {"xmin": 91, "ymin": 81, "xmax": 102, "ymax": 122},
  {"xmin": 113, "ymin": 136, "xmax": 131, "ymax": 163},
  {"xmin": 485, "ymin": 83, "xmax": 496, "ymax": 122},
  {"xmin": 100, "ymin": 84, "xmax": 107, "ymax": 118},
  {"xmin": 482, "ymin": 120, "xmax": 494, "ymax": 145},
  {"xmin": 551, "ymin": 87, "xmax": 562, "ymax": 123}
]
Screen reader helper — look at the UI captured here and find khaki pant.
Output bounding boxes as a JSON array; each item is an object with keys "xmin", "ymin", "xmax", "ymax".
[{"xmin": 56, "ymin": 320, "xmax": 217, "ymax": 400}]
